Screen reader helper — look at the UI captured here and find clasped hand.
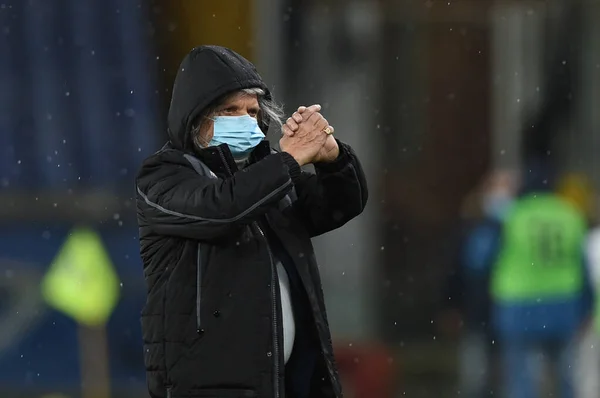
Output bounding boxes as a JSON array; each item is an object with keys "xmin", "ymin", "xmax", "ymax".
[{"xmin": 279, "ymin": 104, "xmax": 339, "ymax": 166}]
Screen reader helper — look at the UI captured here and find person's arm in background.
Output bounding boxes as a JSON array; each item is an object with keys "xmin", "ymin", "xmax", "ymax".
[
  {"xmin": 462, "ymin": 218, "xmax": 503, "ymax": 331},
  {"xmin": 464, "ymin": 218, "xmax": 503, "ymax": 278}
]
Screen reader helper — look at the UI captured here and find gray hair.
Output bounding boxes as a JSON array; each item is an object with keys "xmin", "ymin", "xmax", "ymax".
[{"xmin": 192, "ymin": 88, "xmax": 284, "ymax": 149}]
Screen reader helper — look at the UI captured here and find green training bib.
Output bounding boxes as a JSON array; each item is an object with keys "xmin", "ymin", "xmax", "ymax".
[{"xmin": 491, "ymin": 193, "xmax": 586, "ymax": 302}]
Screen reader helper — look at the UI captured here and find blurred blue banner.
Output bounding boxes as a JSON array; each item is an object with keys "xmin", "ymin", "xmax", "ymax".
[{"xmin": 0, "ymin": 0, "xmax": 161, "ymax": 193}]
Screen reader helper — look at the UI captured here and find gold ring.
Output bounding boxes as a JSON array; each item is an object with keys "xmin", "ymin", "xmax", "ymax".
[{"xmin": 323, "ymin": 126, "xmax": 333, "ymax": 135}]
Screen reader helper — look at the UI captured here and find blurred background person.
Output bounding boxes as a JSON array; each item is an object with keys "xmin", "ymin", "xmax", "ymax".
[
  {"xmin": 440, "ymin": 169, "xmax": 519, "ymax": 398},
  {"xmin": 487, "ymin": 161, "xmax": 592, "ymax": 398}
]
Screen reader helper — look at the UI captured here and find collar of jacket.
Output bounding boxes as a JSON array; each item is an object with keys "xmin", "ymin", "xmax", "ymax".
[{"xmin": 188, "ymin": 140, "xmax": 273, "ymax": 176}]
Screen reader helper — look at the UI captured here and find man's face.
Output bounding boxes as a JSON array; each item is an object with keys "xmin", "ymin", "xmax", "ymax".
[
  {"xmin": 486, "ymin": 170, "xmax": 519, "ymax": 197},
  {"xmin": 198, "ymin": 92, "xmax": 260, "ymax": 144},
  {"xmin": 481, "ymin": 170, "xmax": 519, "ymax": 220}
]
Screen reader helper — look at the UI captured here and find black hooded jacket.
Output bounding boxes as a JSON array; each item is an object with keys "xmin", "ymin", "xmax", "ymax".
[{"xmin": 136, "ymin": 46, "xmax": 368, "ymax": 398}]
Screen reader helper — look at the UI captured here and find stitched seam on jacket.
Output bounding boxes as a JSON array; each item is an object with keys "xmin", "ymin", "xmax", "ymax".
[{"xmin": 136, "ymin": 178, "xmax": 292, "ymax": 223}]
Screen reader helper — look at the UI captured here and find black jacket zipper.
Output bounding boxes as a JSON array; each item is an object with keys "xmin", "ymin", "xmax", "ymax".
[
  {"xmin": 196, "ymin": 244, "xmax": 203, "ymax": 334},
  {"xmin": 217, "ymin": 147, "xmax": 281, "ymax": 398},
  {"xmin": 254, "ymin": 222, "xmax": 281, "ymax": 398}
]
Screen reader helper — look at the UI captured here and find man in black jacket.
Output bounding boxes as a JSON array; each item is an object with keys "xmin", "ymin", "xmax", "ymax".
[{"xmin": 136, "ymin": 45, "xmax": 368, "ymax": 398}]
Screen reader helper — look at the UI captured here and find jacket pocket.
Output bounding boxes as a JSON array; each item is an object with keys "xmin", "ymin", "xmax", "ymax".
[{"xmin": 188, "ymin": 389, "xmax": 257, "ymax": 397}]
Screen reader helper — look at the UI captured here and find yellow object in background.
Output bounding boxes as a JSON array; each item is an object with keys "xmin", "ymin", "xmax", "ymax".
[
  {"xmin": 170, "ymin": 0, "xmax": 255, "ymax": 61},
  {"xmin": 41, "ymin": 227, "xmax": 120, "ymax": 327},
  {"xmin": 556, "ymin": 173, "xmax": 595, "ymax": 219}
]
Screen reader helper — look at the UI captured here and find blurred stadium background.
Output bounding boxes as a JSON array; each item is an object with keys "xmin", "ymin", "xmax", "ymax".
[{"xmin": 0, "ymin": 0, "xmax": 599, "ymax": 397}]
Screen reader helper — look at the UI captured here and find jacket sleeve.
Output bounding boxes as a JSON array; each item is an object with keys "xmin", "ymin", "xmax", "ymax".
[
  {"xmin": 293, "ymin": 140, "xmax": 368, "ymax": 237},
  {"xmin": 136, "ymin": 151, "xmax": 301, "ymax": 240}
]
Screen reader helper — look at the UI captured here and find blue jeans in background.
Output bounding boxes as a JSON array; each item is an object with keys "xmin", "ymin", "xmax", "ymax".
[{"xmin": 501, "ymin": 339, "xmax": 575, "ymax": 398}]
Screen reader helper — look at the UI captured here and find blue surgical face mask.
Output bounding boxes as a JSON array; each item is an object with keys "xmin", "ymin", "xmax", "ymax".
[{"xmin": 208, "ymin": 115, "xmax": 265, "ymax": 158}]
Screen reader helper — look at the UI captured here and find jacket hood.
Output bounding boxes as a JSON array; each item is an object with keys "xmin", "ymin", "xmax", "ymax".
[{"xmin": 167, "ymin": 45, "xmax": 270, "ymax": 151}]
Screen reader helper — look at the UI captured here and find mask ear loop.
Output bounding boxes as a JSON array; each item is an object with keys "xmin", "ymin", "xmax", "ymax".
[{"xmin": 191, "ymin": 116, "xmax": 217, "ymax": 149}]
